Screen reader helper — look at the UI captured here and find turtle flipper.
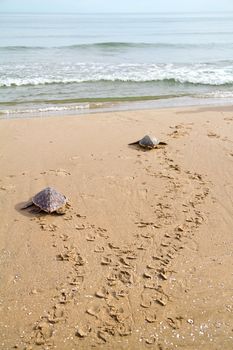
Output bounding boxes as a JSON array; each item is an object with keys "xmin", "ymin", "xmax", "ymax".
[
  {"xmin": 128, "ymin": 140, "xmax": 140, "ymax": 146},
  {"xmin": 21, "ymin": 200, "xmax": 34, "ymax": 209},
  {"xmin": 55, "ymin": 202, "xmax": 70, "ymax": 215},
  {"xmin": 158, "ymin": 141, "xmax": 167, "ymax": 146},
  {"xmin": 55, "ymin": 207, "xmax": 66, "ymax": 215},
  {"xmin": 29, "ymin": 207, "xmax": 42, "ymax": 214}
]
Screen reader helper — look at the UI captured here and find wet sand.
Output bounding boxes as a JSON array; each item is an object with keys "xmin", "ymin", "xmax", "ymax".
[{"xmin": 0, "ymin": 106, "xmax": 233, "ymax": 350}]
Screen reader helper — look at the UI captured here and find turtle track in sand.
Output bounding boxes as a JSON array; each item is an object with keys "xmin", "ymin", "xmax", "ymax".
[{"xmin": 22, "ymin": 136, "xmax": 210, "ymax": 350}]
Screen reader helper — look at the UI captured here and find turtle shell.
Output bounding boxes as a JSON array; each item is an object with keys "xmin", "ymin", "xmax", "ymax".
[
  {"xmin": 32, "ymin": 187, "xmax": 67, "ymax": 213},
  {"xmin": 139, "ymin": 135, "xmax": 160, "ymax": 149}
]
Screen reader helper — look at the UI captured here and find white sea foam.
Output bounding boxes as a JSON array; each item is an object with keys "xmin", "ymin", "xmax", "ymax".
[
  {"xmin": 1, "ymin": 104, "xmax": 90, "ymax": 115},
  {"xmin": 1, "ymin": 63, "xmax": 233, "ymax": 87},
  {"xmin": 202, "ymin": 91, "xmax": 233, "ymax": 98}
]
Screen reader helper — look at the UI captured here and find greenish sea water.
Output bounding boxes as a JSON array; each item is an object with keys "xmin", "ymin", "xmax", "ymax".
[{"xmin": 0, "ymin": 12, "xmax": 233, "ymax": 117}]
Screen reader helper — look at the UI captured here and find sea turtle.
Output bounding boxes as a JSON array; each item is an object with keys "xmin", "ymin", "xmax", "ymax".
[
  {"xmin": 129, "ymin": 135, "xmax": 167, "ymax": 149},
  {"xmin": 22, "ymin": 187, "xmax": 68, "ymax": 214}
]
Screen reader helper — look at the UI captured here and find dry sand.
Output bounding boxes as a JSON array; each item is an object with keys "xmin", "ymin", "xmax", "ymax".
[{"xmin": 0, "ymin": 106, "xmax": 233, "ymax": 350}]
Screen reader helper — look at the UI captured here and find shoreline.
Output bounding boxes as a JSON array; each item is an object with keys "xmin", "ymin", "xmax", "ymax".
[
  {"xmin": 1, "ymin": 96, "xmax": 233, "ymax": 119},
  {"xmin": 0, "ymin": 105, "xmax": 233, "ymax": 349}
]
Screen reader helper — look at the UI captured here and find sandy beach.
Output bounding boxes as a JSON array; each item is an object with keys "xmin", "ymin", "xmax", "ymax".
[{"xmin": 0, "ymin": 106, "xmax": 233, "ymax": 350}]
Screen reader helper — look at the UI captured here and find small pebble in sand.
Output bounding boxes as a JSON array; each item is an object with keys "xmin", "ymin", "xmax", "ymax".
[{"xmin": 187, "ymin": 319, "xmax": 194, "ymax": 324}]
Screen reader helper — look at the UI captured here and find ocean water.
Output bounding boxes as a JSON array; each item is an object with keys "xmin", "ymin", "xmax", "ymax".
[{"xmin": 0, "ymin": 12, "xmax": 233, "ymax": 116}]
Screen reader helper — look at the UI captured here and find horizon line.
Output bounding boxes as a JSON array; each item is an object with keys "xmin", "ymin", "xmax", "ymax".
[{"xmin": 1, "ymin": 10, "xmax": 233, "ymax": 14}]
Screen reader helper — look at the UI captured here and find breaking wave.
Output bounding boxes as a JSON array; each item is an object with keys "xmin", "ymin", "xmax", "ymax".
[
  {"xmin": 1, "ymin": 41, "xmax": 233, "ymax": 51},
  {"xmin": 1, "ymin": 63, "xmax": 233, "ymax": 87}
]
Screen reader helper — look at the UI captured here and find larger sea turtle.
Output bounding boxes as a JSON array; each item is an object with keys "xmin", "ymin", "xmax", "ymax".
[
  {"xmin": 22, "ymin": 187, "xmax": 68, "ymax": 214},
  {"xmin": 129, "ymin": 135, "xmax": 167, "ymax": 149}
]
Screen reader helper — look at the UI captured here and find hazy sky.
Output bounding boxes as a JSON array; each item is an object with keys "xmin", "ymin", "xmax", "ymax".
[{"xmin": 1, "ymin": 0, "xmax": 233, "ymax": 13}]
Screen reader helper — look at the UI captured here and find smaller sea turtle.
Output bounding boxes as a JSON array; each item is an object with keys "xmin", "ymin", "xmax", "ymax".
[
  {"xmin": 22, "ymin": 187, "xmax": 68, "ymax": 214},
  {"xmin": 129, "ymin": 135, "xmax": 167, "ymax": 149}
]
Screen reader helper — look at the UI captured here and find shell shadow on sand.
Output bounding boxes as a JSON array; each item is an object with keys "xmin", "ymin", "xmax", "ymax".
[{"xmin": 15, "ymin": 201, "xmax": 47, "ymax": 218}]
